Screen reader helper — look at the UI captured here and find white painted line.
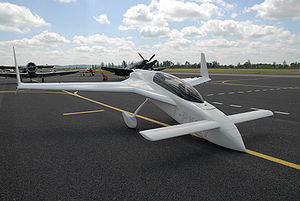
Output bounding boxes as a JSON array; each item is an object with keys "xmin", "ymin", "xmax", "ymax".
[
  {"xmin": 270, "ymin": 89, "xmax": 274, "ymax": 90},
  {"xmin": 237, "ymin": 91, "xmax": 244, "ymax": 93},
  {"xmin": 254, "ymin": 90, "xmax": 260, "ymax": 92},
  {"xmin": 228, "ymin": 92, "xmax": 235, "ymax": 94},
  {"xmin": 282, "ymin": 88, "xmax": 287, "ymax": 89},
  {"xmin": 274, "ymin": 111, "xmax": 290, "ymax": 115},
  {"xmin": 217, "ymin": 93, "xmax": 224, "ymax": 95},
  {"xmin": 246, "ymin": 90, "xmax": 252, "ymax": 93},
  {"xmin": 206, "ymin": 94, "xmax": 214, "ymax": 96},
  {"xmin": 230, "ymin": 104, "xmax": 242, "ymax": 108},
  {"xmin": 213, "ymin": 102, "xmax": 223, "ymax": 105},
  {"xmin": 262, "ymin": 89, "xmax": 268, "ymax": 91}
]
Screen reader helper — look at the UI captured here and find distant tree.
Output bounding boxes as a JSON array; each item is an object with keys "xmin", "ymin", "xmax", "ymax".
[
  {"xmin": 212, "ymin": 61, "xmax": 220, "ymax": 68},
  {"xmin": 185, "ymin": 61, "xmax": 190, "ymax": 65},
  {"xmin": 162, "ymin": 60, "xmax": 173, "ymax": 67},
  {"xmin": 283, "ymin": 60, "xmax": 288, "ymax": 68},
  {"xmin": 122, "ymin": 60, "xmax": 127, "ymax": 68},
  {"xmin": 244, "ymin": 60, "xmax": 251, "ymax": 68}
]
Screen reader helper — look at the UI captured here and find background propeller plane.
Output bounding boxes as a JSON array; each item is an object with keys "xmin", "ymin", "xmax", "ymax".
[
  {"xmin": 101, "ymin": 53, "xmax": 167, "ymax": 77},
  {"xmin": 0, "ymin": 62, "xmax": 78, "ymax": 82}
]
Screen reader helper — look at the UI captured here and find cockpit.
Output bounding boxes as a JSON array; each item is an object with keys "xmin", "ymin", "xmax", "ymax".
[{"xmin": 153, "ymin": 72, "xmax": 204, "ymax": 103}]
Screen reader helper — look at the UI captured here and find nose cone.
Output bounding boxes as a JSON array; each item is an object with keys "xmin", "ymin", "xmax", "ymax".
[
  {"xmin": 228, "ymin": 128, "xmax": 246, "ymax": 152},
  {"xmin": 202, "ymin": 125, "xmax": 246, "ymax": 152}
]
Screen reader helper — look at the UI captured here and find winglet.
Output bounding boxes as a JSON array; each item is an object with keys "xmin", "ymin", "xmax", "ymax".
[
  {"xmin": 13, "ymin": 47, "xmax": 22, "ymax": 86},
  {"xmin": 200, "ymin": 53, "xmax": 209, "ymax": 78}
]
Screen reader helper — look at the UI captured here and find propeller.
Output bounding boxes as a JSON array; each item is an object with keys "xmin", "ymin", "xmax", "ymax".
[
  {"xmin": 138, "ymin": 53, "xmax": 157, "ymax": 70},
  {"xmin": 148, "ymin": 54, "xmax": 155, "ymax": 62},
  {"xmin": 138, "ymin": 53, "xmax": 145, "ymax": 61}
]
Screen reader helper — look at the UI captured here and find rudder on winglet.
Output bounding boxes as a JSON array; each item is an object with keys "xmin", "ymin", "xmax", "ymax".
[
  {"xmin": 13, "ymin": 47, "xmax": 22, "ymax": 86},
  {"xmin": 200, "ymin": 53, "xmax": 209, "ymax": 78}
]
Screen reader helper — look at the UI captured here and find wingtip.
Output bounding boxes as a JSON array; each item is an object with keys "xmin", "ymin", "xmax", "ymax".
[{"xmin": 13, "ymin": 47, "xmax": 22, "ymax": 86}]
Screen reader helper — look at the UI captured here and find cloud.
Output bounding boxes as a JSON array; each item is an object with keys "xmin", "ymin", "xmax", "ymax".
[
  {"xmin": 0, "ymin": 2, "xmax": 49, "ymax": 33},
  {"xmin": 94, "ymin": 14, "xmax": 110, "ymax": 24},
  {"xmin": 54, "ymin": 0, "xmax": 76, "ymax": 3},
  {"xmin": 249, "ymin": 0, "xmax": 300, "ymax": 20},
  {"xmin": 121, "ymin": 0, "xmax": 221, "ymax": 38},
  {"xmin": 196, "ymin": 0, "xmax": 235, "ymax": 9},
  {"xmin": 199, "ymin": 19, "xmax": 299, "ymax": 43},
  {"xmin": 181, "ymin": 26, "xmax": 206, "ymax": 37},
  {"xmin": 155, "ymin": 0, "xmax": 221, "ymax": 22},
  {"xmin": 0, "ymin": 30, "xmax": 69, "ymax": 48},
  {"xmin": 72, "ymin": 34, "xmax": 134, "ymax": 48}
]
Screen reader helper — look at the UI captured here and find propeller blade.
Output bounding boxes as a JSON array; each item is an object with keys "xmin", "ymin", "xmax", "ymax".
[
  {"xmin": 138, "ymin": 53, "xmax": 145, "ymax": 61},
  {"xmin": 148, "ymin": 54, "xmax": 155, "ymax": 62}
]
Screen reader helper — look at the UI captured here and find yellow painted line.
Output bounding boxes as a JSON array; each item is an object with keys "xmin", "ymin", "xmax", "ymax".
[
  {"xmin": 63, "ymin": 109, "xmax": 104, "ymax": 116},
  {"xmin": 0, "ymin": 90, "xmax": 64, "ymax": 94},
  {"xmin": 0, "ymin": 90, "xmax": 19, "ymax": 93},
  {"xmin": 210, "ymin": 78, "xmax": 267, "ymax": 84},
  {"xmin": 216, "ymin": 82, "xmax": 293, "ymax": 88},
  {"xmin": 212, "ymin": 78, "xmax": 300, "ymax": 89},
  {"xmin": 63, "ymin": 90, "xmax": 298, "ymax": 170},
  {"xmin": 246, "ymin": 149, "xmax": 300, "ymax": 170}
]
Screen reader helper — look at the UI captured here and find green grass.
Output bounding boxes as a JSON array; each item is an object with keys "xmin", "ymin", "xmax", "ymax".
[{"xmin": 163, "ymin": 68, "xmax": 300, "ymax": 75}]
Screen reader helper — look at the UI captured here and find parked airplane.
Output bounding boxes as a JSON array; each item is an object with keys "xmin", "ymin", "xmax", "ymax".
[
  {"xmin": 80, "ymin": 67, "xmax": 95, "ymax": 76},
  {"xmin": 0, "ymin": 62, "xmax": 78, "ymax": 82},
  {"xmin": 14, "ymin": 48, "xmax": 273, "ymax": 152},
  {"xmin": 101, "ymin": 53, "xmax": 166, "ymax": 76}
]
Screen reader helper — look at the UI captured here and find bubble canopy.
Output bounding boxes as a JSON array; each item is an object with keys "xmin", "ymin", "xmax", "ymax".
[{"xmin": 153, "ymin": 72, "xmax": 204, "ymax": 103}]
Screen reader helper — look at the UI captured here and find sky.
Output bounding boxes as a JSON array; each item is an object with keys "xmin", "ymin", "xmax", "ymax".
[{"xmin": 0, "ymin": 0, "xmax": 299, "ymax": 65}]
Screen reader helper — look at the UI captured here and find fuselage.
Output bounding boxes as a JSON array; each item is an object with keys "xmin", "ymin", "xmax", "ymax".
[{"xmin": 132, "ymin": 70, "xmax": 246, "ymax": 152}]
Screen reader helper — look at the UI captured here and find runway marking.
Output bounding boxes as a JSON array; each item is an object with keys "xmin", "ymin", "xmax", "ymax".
[
  {"xmin": 246, "ymin": 149, "xmax": 300, "ymax": 170},
  {"xmin": 212, "ymin": 102, "xmax": 223, "ymax": 105},
  {"xmin": 274, "ymin": 111, "xmax": 290, "ymax": 115},
  {"xmin": 213, "ymin": 78, "xmax": 300, "ymax": 89},
  {"xmin": 63, "ymin": 109, "xmax": 104, "ymax": 116},
  {"xmin": 0, "ymin": 90, "xmax": 64, "ymax": 94},
  {"xmin": 205, "ymin": 86, "xmax": 299, "ymax": 97},
  {"xmin": 62, "ymin": 90, "xmax": 171, "ymax": 127},
  {"xmin": 62, "ymin": 91, "xmax": 298, "ymax": 170},
  {"xmin": 250, "ymin": 107, "xmax": 263, "ymax": 110},
  {"xmin": 230, "ymin": 104, "xmax": 242, "ymax": 108}
]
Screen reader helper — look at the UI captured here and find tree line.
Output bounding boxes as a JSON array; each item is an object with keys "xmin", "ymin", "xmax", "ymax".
[{"xmin": 95, "ymin": 60, "xmax": 300, "ymax": 69}]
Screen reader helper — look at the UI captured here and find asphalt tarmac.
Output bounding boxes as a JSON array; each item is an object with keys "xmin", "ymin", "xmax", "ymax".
[{"xmin": 0, "ymin": 72, "xmax": 299, "ymax": 201}]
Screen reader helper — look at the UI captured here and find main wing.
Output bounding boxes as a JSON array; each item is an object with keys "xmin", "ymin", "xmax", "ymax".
[
  {"xmin": 36, "ymin": 70, "xmax": 79, "ymax": 77},
  {"xmin": 101, "ymin": 67, "xmax": 133, "ymax": 76},
  {"xmin": 0, "ymin": 72, "xmax": 29, "ymax": 78}
]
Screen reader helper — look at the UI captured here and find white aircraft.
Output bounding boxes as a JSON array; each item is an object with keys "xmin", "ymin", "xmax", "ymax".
[{"xmin": 13, "ymin": 47, "xmax": 273, "ymax": 152}]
